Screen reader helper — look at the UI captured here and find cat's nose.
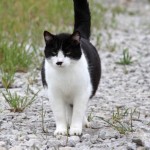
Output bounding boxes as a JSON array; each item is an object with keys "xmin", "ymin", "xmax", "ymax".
[{"xmin": 56, "ymin": 61, "xmax": 63, "ymax": 66}]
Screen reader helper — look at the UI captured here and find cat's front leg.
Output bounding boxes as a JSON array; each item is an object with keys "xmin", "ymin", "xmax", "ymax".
[
  {"xmin": 69, "ymin": 95, "xmax": 89, "ymax": 136},
  {"xmin": 48, "ymin": 93, "xmax": 67, "ymax": 136}
]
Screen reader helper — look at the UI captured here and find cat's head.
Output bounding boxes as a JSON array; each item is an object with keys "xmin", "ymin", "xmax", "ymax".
[{"xmin": 43, "ymin": 31, "xmax": 82, "ymax": 68}]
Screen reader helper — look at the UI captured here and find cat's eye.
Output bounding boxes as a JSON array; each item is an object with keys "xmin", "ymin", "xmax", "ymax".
[
  {"xmin": 51, "ymin": 52, "xmax": 57, "ymax": 55},
  {"xmin": 66, "ymin": 52, "xmax": 71, "ymax": 56}
]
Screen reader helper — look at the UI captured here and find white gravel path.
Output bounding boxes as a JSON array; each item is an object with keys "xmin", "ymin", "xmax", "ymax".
[{"xmin": 0, "ymin": 0, "xmax": 150, "ymax": 149}]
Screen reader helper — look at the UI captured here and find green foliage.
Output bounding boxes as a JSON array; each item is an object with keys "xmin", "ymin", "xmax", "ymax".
[
  {"xmin": 116, "ymin": 48, "xmax": 133, "ymax": 65},
  {"xmin": 0, "ymin": 41, "xmax": 34, "ymax": 87},
  {"xmin": 0, "ymin": 0, "xmax": 108, "ymax": 46},
  {"xmin": 1, "ymin": 70, "xmax": 15, "ymax": 89},
  {"xmin": 111, "ymin": 6, "xmax": 127, "ymax": 15},
  {"xmin": 1, "ymin": 86, "xmax": 39, "ymax": 112},
  {"xmin": 90, "ymin": 1, "xmax": 108, "ymax": 29},
  {"xmin": 0, "ymin": 42, "xmax": 34, "ymax": 73},
  {"xmin": 0, "ymin": 0, "xmax": 73, "ymax": 47},
  {"xmin": 97, "ymin": 107, "xmax": 140, "ymax": 134}
]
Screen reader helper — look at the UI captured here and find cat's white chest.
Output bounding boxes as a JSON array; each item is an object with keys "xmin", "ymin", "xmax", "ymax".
[{"xmin": 45, "ymin": 54, "xmax": 92, "ymax": 102}]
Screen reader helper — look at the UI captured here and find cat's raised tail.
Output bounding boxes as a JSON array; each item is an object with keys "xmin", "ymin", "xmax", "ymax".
[{"xmin": 73, "ymin": 0, "xmax": 91, "ymax": 40}]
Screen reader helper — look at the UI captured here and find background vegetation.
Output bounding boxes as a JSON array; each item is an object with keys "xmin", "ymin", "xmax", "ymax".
[{"xmin": 0, "ymin": 0, "xmax": 109, "ymax": 74}]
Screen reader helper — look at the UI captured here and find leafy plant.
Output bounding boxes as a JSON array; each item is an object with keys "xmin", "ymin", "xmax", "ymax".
[
  {"xmin": 96, "ymin": 107, "xmax": 140, "ymax": 134},
  {"xmin": 1, "ymin": 86, "xmax": 39, "ymax": 112},
  {"xmin": 116, "ymin": 48, "xmax": 133, "ymax": 65}
]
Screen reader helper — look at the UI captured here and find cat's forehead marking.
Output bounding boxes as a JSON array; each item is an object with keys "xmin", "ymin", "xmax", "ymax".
[{"xmin": 57, "ymin": 51, "xmax": 64, "ymax": 58}]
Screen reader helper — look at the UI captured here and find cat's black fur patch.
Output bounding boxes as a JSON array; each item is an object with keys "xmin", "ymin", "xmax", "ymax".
[
  {"xmin": 44, "ymin": 33, "xmax": 82, "ymax": 60},
  {"xmin": 73, "ymin": 0, "xmax": 91, "ymax": 39},
  {"xmin": 81, "ymin": 38, "xmax": 101, "ymax": 98}
]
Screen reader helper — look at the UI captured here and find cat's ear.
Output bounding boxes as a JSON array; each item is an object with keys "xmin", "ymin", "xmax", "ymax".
[
  {"xmin": 71, "ymin": 31, "xmax": 81, "ymax": 44},
  {"xmin": 43, "ymin": 31, "xmax": 54, "ymax": 44}
]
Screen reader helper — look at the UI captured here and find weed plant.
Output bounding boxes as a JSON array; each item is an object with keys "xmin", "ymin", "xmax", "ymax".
[
  {"xmin": 1, "ymin": 70, "xmax": 15, "ymax": 89},
  {"xmin": 116, "ymin": 48, "xmax": 133, "ymax": 65},
  {"xmin": 1, "ymin": 86, "xmax": 39, "ymax": 112},
  {"xmin": 0, "ymin": 42, "xmax": 34, "ymax": 72},
  {"xmin": 97, "ymin": 107, "xmax": 140, "ymax": 134}
]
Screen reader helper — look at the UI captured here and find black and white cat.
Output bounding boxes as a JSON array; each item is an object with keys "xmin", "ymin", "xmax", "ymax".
[{"xmin": 41, "ymin": 0, "xmax": 101, "ymax": 136}]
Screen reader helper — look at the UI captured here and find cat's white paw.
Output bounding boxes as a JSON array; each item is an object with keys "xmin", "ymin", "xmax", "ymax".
[
  {"xmin": 69, "ymin": 127, "xmax": 82, "ymax": 136},
  {"xmin": 54, "ymin": 128, "xmax": 67, "ymax": 136}
]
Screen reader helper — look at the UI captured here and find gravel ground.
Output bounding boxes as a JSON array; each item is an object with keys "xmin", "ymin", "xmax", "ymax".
[{"xmin": 0, "ymin": 0, "xmax": 150, "ymax": 150}]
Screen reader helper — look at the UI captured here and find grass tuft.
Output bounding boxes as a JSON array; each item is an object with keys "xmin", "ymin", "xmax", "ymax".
[
  {"xmin": 0, "ymin": 42, "xmax": 34, "ymax": 73},
  {"xmin": 1, "ymin": 86, "xmax": 39, "ymax": 112},
  {"xmin": 116, "ymin": 48, "xmax": 133, "ymax": 65},
  {"xmin": 96, "ymin": 107, "xmax": 140, "ymax": 134},
  {"xmin": 1, "ymin": 70, "xmax": 15, "ymax": 89}
]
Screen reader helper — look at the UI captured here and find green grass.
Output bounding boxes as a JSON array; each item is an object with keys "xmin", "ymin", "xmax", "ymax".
[
  {"xmin": 0, "ymin": 41, "xmax": 34, "ymax": 88},
  {"xmin": 1, "ymin": 86, "xmax": 39, "ymax": 112},
  {"xmin": 0, "ymin": 42, "xmax": 34, "ymax": 72},
  {"xmin": 1, "ymin": 70, "xmax": 15, "ymax": 89},
  {"xmin": 97, "ymin": 107, "xmax": 140, "ymax": 134},
  {"xmin": 0, "ymin": 0, "xmax": 107, "ymax": 46},
  {"xmin": 116, "ymin": 48, "xmax": 133, "ymax": 65}
]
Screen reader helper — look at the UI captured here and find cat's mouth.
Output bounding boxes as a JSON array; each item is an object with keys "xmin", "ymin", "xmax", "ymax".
[
  {"xmin": 55, "ymin": 63, "xmax": 65, "ymax": 68},
  {"xmin": 56, "ymin": 65, "xmax": 64, "ymax": 68}
]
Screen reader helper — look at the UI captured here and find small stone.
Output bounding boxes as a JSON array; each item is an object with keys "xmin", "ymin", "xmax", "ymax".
[
  {"xmin": 0, "ymin": 141, "xmax": 6, "ymax": 147},
  {"xmin": 143, "ymin": 141, "xmax": 150, "ymax": 149},
  {"xmin": 99, "ymin": 129, "xmax": 120, "ymax": 140},
  {"xmin": 0, "ymin": 147, "xmax": 6, "ymax": 150},
  {"xmin": 75, "ymin": 143, "xmax": 91, "ymax": 150},
  {"xmin": 68, "ymin": 136, "xmax": 80, "ymax": 147},
  {"xmin": 17, "ymin": 135, "xmax": 26, "ymax": 141},
  {"xmin": 59, "ymin": 147, "xmax": 73, "ymax": 150},
  {"xmin": 27, "ymin": 134, "xmax": 37, "ymax": 139},
  {"xmin": 9, "ymin": 146, "xmax": 22, "ymax": 150},
  {"xmin": 45, "ymin": 139, "xmax": 61, "ymax": 148},
  {"xmin": 59, "ymin": 136, "xmax": 68, "ymax": 147},
  {"xmin": 25, "ymin": 139, "xmax": 37, "ymax": 147},
  {"xmin": 98, "ymin": 130, "xmax": 106, "ymax": 140},
  {"xmin": 137, "ymin": 147, "xmax": 146, "ymax": 150},
  {"xmin": 81, "ymin": 134, "xmax": 91, "ymax": 142},
  {"xmin": 127, "ymin": 142, "xmax": 136, "ymax": 150},
  {"xmin": 91, "ymin": 121, "xmax": 102, "ymax": 129},
  {"xmin": 132, "ymin": 138, "xmax": 143, "ymax": 146},
  {"xmin": 90, "ymin": 135, "xmax": 98, "ymax": 144},
  {"xmin": 106, "ymin": 54, "xmax": 112, "ymax": 58}
]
